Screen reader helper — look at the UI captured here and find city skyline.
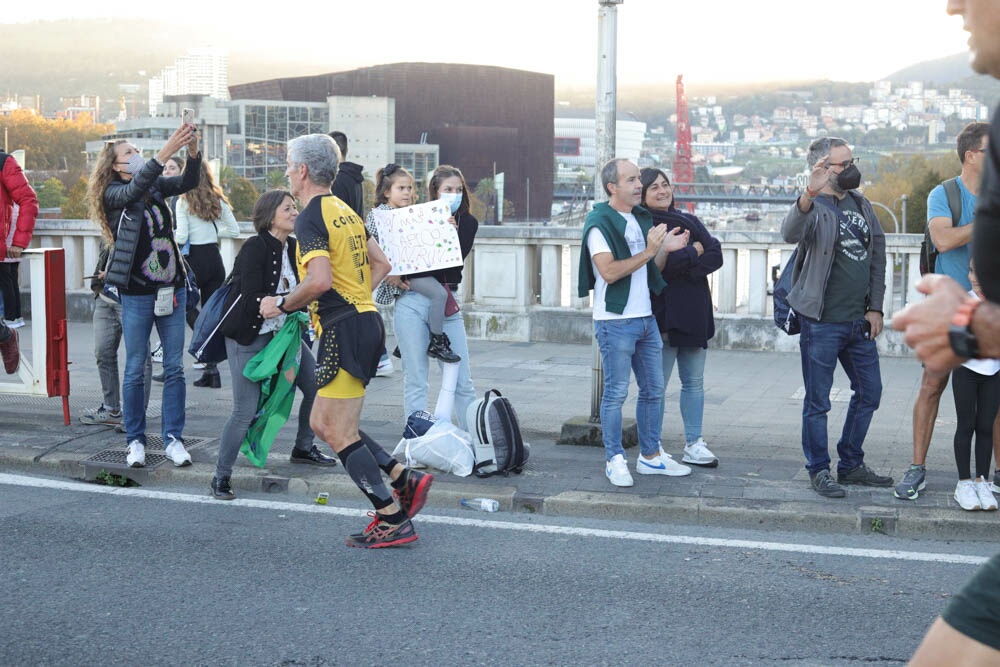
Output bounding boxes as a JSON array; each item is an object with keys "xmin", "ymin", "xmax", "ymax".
[{"xmin": 1, "ymin": 1, "xmax": 974, "ymax": 86}]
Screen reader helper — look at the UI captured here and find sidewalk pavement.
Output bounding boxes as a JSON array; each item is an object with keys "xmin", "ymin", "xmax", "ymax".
[{"xmin": 1, "ymin": 321, "xmax": 998, "ymax": 542}]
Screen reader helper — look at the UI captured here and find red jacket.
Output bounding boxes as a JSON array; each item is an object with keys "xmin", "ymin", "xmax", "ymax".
[{"xmin": 0, "ymin": 154, "xmax": 38, "ymax": 261}]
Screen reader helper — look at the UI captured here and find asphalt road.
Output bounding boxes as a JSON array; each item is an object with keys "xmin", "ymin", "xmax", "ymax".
[{"xmin": 0, "ymin": 472, "xmax": 994, "ymax": 667}]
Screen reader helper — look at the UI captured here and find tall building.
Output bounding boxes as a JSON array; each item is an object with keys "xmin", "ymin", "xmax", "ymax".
[
  {"xmin": 230, "ymin": 63, "xmax": 554, "ymax": 221},
  {"xmin": 149, "ymin": 47, "xmax": 229, "ymax": 114}
]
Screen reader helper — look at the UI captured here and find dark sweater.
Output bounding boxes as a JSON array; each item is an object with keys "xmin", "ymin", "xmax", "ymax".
[
  {"xmin": 974, "ymin": 103, "xmax": 1000, "ymax": 302},
  {"xmin": 331, "ymin": 162, "xmax": 365, "ymax": 219},
  {"xmin": 221, "ymin": 231, "xmax": 298, "ymax": 346},
  {"xmin": 649, "ymin": 207, "xmax": 723, "ymax": 348}
]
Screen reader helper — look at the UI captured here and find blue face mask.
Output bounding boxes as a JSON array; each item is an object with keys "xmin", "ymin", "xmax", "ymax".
[
  {"xmin": 125, "ymin": 153, "xmax": 145, "ymax": 175},
  {"xmin": 439, "ymin": 192, "xmax": 462, "ymax": 214}
]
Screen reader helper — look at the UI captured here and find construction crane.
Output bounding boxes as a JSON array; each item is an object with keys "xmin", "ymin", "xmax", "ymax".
[{"xmin": 673, "ymin": 75, "xmax": 695, "ymax": 212}]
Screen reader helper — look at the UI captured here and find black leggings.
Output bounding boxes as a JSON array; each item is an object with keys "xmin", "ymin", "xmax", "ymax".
[
  {"xmin": 952, "ymin": 365, "xmax": 1000, "ymax": 480},
  {"xmin": 185, "ymin": 244, "xmax": 226, "ymax": 329}
]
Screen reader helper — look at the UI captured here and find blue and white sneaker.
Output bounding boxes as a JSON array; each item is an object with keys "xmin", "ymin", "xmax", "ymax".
[
  {"xmin": 638, "ymin": 451, "xmax": 692, "ymax": 476},
  {"xmin": 605, "ymin": 454, "xmax": 633, "ymax": 487}
]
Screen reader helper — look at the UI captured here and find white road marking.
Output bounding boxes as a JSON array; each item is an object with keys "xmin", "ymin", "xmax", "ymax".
[{"xmin": 0, "ymin": 472, "xmax": 988, "ymax": 566}]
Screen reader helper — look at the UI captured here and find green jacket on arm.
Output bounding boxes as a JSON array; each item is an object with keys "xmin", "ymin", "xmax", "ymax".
[{"xmin": 577, "ymin": 202, "xmax": 667, "ymax": 314}]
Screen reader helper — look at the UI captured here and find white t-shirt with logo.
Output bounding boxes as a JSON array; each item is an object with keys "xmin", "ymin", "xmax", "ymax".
[{"xmin": 587, "ymin": 211, "xmax": 651, "ymax": 321}]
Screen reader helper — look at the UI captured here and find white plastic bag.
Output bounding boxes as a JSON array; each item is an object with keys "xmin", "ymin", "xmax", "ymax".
[{"xmin": 392, "ymin": 421, "xmax": 475, "ymax": 477}]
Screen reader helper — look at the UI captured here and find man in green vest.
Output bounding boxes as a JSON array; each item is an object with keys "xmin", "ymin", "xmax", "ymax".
[{"xmin": 578, "ymin": 158, "xmax": 690, "ymax": 488}]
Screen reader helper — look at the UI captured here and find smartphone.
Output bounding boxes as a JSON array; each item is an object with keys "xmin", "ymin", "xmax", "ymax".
[
  {"xmin": 181, "ymin": 108, "xmax": 195, "ymax": 126},
  {"xmin": 862, "ymin": 320, "xmax": 872, "ymax": 340}
]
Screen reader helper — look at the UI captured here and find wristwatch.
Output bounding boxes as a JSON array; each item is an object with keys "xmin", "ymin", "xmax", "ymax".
[
  {"xmin": 275, "ymin": 296, "xmax": 289, "ymax": 314},
  {"xmin": 948, "ymin": 296, "xmax": 982, "ymax": 359}
]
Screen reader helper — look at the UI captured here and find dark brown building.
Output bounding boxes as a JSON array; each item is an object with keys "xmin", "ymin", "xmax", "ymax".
[{"xmin": 229, "ymin": 63, "xmax": 554, "ymax": 221}]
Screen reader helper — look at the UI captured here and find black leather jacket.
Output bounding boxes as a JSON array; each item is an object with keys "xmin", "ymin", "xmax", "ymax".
[
  {"xmin": 103, "ymin": 155, "xmax": 201, "ymax": 289},
  {"xmin": 221, "ymin": 231, "xmax": 299, "ymax": 346}
]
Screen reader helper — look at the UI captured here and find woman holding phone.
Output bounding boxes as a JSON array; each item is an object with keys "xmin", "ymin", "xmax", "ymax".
[{"xmin": 87, "ymin": 122, "xmax": 200, "ymax": 469}]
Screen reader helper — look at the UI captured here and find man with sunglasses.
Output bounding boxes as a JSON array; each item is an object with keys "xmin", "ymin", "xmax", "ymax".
[{"xmin": 782, "ymin": 137, "xmax": 891, "ymax": 498}]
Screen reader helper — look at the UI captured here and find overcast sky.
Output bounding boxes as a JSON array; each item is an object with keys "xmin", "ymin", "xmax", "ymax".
[{"xmin": 3, "ymin": 0, "xmax": 972, "ymax": 85}]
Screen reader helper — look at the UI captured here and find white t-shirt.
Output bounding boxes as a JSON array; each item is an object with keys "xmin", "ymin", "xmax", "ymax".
[
  {"xmin": 962, "ymin": 291, "xmax": 1000, "ymax": 376},
  {"xmin": 587, "ymin": 212, "xmax": 652, "ymax": 321}
]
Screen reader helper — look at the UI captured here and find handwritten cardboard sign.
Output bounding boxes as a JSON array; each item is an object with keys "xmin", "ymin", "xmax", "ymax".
[{"xmin": 370, "ymin": 200, "xmax": 464, "ymax": 275}]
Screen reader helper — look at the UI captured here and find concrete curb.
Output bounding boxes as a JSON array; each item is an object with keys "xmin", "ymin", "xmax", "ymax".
[{"xmin": 6, "ymin": 448, "xmax": 999, "ymax": 543}]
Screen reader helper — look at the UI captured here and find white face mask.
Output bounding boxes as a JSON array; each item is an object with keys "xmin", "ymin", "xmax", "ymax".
[{"xmin": 439, "ymin": 192, "xmax": 462, "ymax": 213}]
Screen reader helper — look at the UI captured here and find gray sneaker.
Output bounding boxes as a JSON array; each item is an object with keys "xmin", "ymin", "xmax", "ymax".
[
  {"xmin": 810, "ymin": 469, "xmax": 846, "ymax": 498},
  {"xmin": 838, "ymin": 463, "xmax": 893, "ymax": 487},
  {"xmin": 79, "ymin": 405, "xmax": 122, "ymax": 425},
  {"xmin": 893, "ymin": 464, "xmax": 926, "ymax": 500}
]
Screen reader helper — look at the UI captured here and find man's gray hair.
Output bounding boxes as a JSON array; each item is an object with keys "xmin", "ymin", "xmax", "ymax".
[
  {"xmin": 287, "ymin": 134, "xmax": 342, "ymax": 188},
  {"xmin": 600, "ymin": 158, "xmax": 629, "ymax": 197},
  {"xmin": 806, "ymin": 136, "xmax": 849, "ymax": 167}
]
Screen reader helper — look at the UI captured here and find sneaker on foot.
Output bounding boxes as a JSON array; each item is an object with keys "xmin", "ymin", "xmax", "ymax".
[
  {"xmin": 955, "ymin": 479, "xmax": 982, "ymax": 511},
  {"xmin": 345, "ymin": 512, "xmax": 418, "ymax": 549},
  {"xmin": 114, "ymin": 423, "xmax": 127, "ymax": 434},
  {"xmin": 210, "ymin": 475, "xmax": 235, "ymax": 501},
  {"xmin": 164, "ymin": 435, "xmax": 192, "ymax": 467},
  {"xmin": 992, "ymin": 470, "xmax": 1000, "ymax": 495},
  {"xmin": 893, "ymin": 464, "xmax": 926, "ymax": 500},
  {"xmin": 4, "ymin": 317, "xmax": 24, "ymax": 329},
  {"xmin": 151, "ymin": 343, "xmax": 163, "ymax": 364},
  {"xmin": 126, "ymin": 439, "xmax": 145, "ymax": 468},
  {"xmin": 192, "ymin": 361, "xmax": 207, "ymax": 370},
  {"xmin": 838, "ymin": 463, "xmax": 893, "ymax": 487},
  {"xmin": 974, "ymin": 477, "xmax": 998, "ymax": 511},
  {"xmin": 810, "ymin": 469, "xmax": 846, "ymax": 498},
  {"xmin": 606, "ymin": 454, "xmax": 634, "ymax": 487},
  {"xmin": 682, "ymin": 438, "xmax": 719, "ymax": 468},
  {"xmin": 80, "ymin": 405, "xmax": 122, "ymax": 426},
  {"xmin": 640, "ymin": 449, "xmax": 692, "ymax": 476},
  {"xmin": 394, "ymin": 469, "xmax": 433, "ymax": 518},
  {"xmin": 376, "ymin": 357, "xmax": 395, "ymax": 377}
]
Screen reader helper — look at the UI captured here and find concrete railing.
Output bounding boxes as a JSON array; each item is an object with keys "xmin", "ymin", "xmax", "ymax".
[{"xmin": 27, "ymin": 219, "xmax": 925, "ymax": 355}]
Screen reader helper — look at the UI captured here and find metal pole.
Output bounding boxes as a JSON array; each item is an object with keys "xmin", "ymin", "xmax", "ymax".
[
  {"xmin": 901, "ymin": 194, "xmax": 908, "ymax": 232},
  {"xmin": 590, "ymin": 0, "xmax": 621, "ymax": 422}
]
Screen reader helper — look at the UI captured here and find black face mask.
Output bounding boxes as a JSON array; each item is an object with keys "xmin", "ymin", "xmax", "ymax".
[{"xmin": 836, "ymin": 164, "xmax": 861, "ymax": 191}]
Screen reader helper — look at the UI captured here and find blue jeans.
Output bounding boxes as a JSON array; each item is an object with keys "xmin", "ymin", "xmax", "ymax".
[
  {"xmin": 594, "ymin": 316, "xmax": 664, "ymax": 461},
  {"xmin": 394, "ymin": 290, "xmax": 476, "ymax": 429},
  {"xmin": 799, "ymin": 317, "xmax": 882, "ymax": 475},
  {"xmin": 662, "ymin": 343, "xmax": 707, "ymax": 444},
  {"xmin": 121, "ymin": 288, "xmax": 187, "ymax": 444}
]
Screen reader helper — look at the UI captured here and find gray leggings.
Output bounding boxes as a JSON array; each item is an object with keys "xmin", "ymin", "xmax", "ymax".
[
  {"xmin": 216, "ymin": 333, "xmax": 317, "ymax": 479},
  {"xmin": 408, "ymin": 276, "xmax": 448, "ymax": 336}
]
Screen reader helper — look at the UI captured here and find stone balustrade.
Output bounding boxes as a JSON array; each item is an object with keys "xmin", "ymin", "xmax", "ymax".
[{"xmin": 25, "ymin": 218, "xmax": 925, "ymax": 355}]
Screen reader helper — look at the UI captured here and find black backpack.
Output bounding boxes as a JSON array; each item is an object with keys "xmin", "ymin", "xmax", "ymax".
[
  {"xmin": 773, "ymin": 248, "xmax": 803, "ymax": 335},
  {"xmin": 919, "ymin": 177, "xmax": 962, "ymax": 275}
]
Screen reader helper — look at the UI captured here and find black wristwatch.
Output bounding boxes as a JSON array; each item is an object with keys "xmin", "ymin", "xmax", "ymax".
[
  {"xmin": 275, "ymin": 296, "xmax": 289, "ymax": 314},
  {"xmin": 948, "ymin": 297, "xmax": 981, "ymax": 359}
]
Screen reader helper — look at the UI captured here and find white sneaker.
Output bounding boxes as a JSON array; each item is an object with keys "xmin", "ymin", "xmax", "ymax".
[
  {"xmin": 682, "ymin": 438, "xmax": 719, "ymax": 468},
  {"xmin": 4, "ymin": 317, "xmax": 24, "ymax": 329},
  {"xmin": 164, "ymin": 435, "xmax": 192, "ymax": 467},
  {"xmin": 605, "ymin": 454, "xmax": 634, "ymax": 487},
  {"xmin": 126, "ymin": 440, "xmax": 146, "ymax": 468},
  {"xmin": 376, "ymin": 357, "xmax": 395, "ymax": 377},
  {"xmin": 975, "ymin": 477, "xmax": 998, "ymax": 511},
  {"xmin": 639, "ymin": 451, "xmax": 692, "ymax": 476},
  {"xmin": 151, "ymin": 344, "xmax": 163, "ymax": 364},
  {"xmin": 191, "ymin": 361, "xmax": 206, "ymax": 370},
  {"xmin": 955, "ymin": 480, "xmax": 982, "ymax": 511}
]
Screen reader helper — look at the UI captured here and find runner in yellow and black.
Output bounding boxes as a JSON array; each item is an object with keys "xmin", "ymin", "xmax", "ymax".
[{"xmin": 260, "ymin": 134, "xmax": 433, "ymax": 548}]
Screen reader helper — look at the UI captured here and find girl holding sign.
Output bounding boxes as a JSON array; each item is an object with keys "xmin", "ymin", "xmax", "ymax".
[{"xmin": 366, "ymin": 164, "xmax": 460, "ymax": 363}]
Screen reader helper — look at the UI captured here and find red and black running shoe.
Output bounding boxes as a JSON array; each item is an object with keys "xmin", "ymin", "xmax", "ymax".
[
  {"xmin": 394, "ymin": 469, "xmax": 433, "ymax": 518},
  {"xmin": 345, "ymin": 512, "xmax": 418, "ymax": 549}
]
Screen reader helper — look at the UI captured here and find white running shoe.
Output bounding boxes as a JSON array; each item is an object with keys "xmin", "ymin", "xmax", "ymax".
[
  {"xmin": 954, "ymin": 480, "xmax": 982, "ymax": 511},
  {"xmin": 975, "ymin": 477, "xmax": 998, "ymax": 511},
  {"xmin": 151, "ymin": 344, "xmax": 163, "ymax": 364},
  {"xmin": 376, "ymin": 357, "xmax": 395, "ymax": 377},
  {"xmin": 682, "ymin": 438, "xmax": 719, "ymax": 468},
  {"xmin": 164, "ymin": 435, "xmax": 192, "ymax": 467},
  {"xmin": 639, "ymin": 451, "xmax": 692, "ymax": 477},
  {"xmin": 605, "ymin": 454, "xmax": 634, "ymax": 487},
  {"xmin": 126, "ymin": 440, "xmax": 146, "ymax": 468},
  {"xmin": 4, "ymin": 317, "xmax": 25, "ymax": 329},
  {"xmin": 191, "ymin": 361, "xmax": 207, "ymax": 370}
]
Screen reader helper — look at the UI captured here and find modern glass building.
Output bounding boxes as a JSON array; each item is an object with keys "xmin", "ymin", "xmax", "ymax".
[{"xmin": 225, "ymin": 100, "xmax": 329, "ymax": 184}]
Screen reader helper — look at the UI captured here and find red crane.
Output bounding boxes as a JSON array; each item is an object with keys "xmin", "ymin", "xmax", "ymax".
[{"xmin": 673, "ymin": 75, "xmax": 695, "ymax": 212}]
